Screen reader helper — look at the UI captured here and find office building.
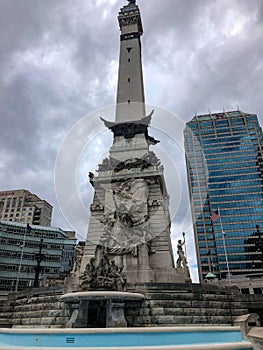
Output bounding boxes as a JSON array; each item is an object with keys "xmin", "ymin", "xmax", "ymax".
[
  {"xmin": 185, "ymin": 110, "xmax": 263, "ymax": 282},
  {"xmin": 0, "ymin": 220, "xmax": 76, "ymax": 291},
  {"xmin": 0, "ymin": 189, "xmax": 52, "ymax": 226}
]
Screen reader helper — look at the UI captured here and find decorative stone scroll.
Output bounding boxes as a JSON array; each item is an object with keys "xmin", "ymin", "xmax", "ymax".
[
  {"xmin": 119, "ymin": 15, "xmax": 139, "ymax": 27},
  {"xmin": 98, "ymin": 151, "xmax": 163, "ymax": 173}
]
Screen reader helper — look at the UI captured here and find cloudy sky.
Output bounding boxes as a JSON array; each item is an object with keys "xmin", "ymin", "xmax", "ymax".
[{"xmin": 1, "ymin": 0, "xmax": 263, "ymax": 282}]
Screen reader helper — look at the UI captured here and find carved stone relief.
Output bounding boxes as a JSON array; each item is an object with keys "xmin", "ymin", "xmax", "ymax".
[{"xmin": 99, "ymin": 179, "xmax": 152, "ymax": 254}]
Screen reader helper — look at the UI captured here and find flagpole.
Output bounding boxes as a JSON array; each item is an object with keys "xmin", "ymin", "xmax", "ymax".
[
  {"xmin": 183, "ymin": 232, "xmax": 187, "ymax": 258},
  {"xmin": 15, "ymin": 225, "xmax": 29, "ymax": 292},
  {"xmin": 218, "ymin": 208, "xmax": 231, "ymax": 285},
  {"xmin": 208, "ymin": 250, "xmax": 212, "ymax": 272}
]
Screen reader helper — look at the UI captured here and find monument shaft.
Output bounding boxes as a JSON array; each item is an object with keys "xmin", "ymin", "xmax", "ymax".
[{"xmin": 116, "ymin": 1, "xmax": 145, "ymax": 122}]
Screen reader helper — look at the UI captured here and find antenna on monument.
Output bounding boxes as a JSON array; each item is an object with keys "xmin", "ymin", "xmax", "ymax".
[
  {"xmin": 236, "ymin": 104, "xmax": 240, "ymax": 111},
  {"xmin": 208, "ymin": 108, "xmax": 211, "ymax": 115}
]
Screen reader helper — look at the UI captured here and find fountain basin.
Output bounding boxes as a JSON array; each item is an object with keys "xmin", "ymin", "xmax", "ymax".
[
  {"xmin": 0, "ymin": 326, "xmax": 252, "ymax": 349},
  {"xmin": 61, "ymin": 291, "xmax": 145, "ymax": 302}
]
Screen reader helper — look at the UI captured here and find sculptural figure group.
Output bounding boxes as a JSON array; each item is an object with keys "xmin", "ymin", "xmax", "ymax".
[{"xmin": 80, "ymin": 252, "xmax": 126, "ymax": 291}]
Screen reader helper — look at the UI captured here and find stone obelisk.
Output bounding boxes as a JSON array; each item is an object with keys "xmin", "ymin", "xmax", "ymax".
[
  {"xmin": 80, "ymin": 0, "xmax": 190, "ymax": 286},
  {"xmin": 115, "ymin": 0, "xmax": 145, "ymax": 122}
]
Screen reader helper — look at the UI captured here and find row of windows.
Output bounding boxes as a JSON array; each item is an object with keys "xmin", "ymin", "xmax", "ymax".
[
  {"xmin": 201, "ymin": 255, "xmax": 262, "ymax": 263},
  {"xmin": 194, "ymin": 205, "xmax": 263, "ymax": 219},
  {"xmin": 194, "ymin": 195, "xmax": 263, "ymax": 207},
  {"xmin": 187, "ymin": 149, "xmax": 259, "ymax": 163},
  {"xmin": 208, "ymin": 173, "xmax": 261, "ymax": 183},
  {"xmin": 187, "ymin": 115, "xmax": 255, "ymax": 130},
  {"xmin": 202, "ymin": 145, "xmax": 257, "ymax": 154},
  {"xmin": 208, "ymin": 180, "xmax": 262, "ymax": 189},
  {"xmin": 186, "ymin": 116, "xmax": 259, "ymax": 134},
  {"xmin": 2, "ymin": 197, "xmax": 24, "ymax": 208},
  {"xmin": 209, "ymin": 193, "xmax": 263, "ymax": 203},
  {"xmin": 198, "ymin": 221, "xmax": 263, "ymax": 233},
  {"xmin": 187, "ymin": 133, "xmax": 259, "ymax": 146},
  {"xmin": 207, "ymin": 162, "xmax": 259, "ymax": 172},
  {"xmin": 206, "ymin": 155, "xmax": 259, "ymax": 164},
  {"xmin": 190, "ymin": 158, "xmax": 259, "ymax": 169},
  {"xmin": 0, "ymin": 250, "xmax": 61, "ymax": 262},
  {"xmin": 0, "ymin": 264, "xmax": 60, "ymax": 274},
  {"xmin": 201, "ymin": 132, "xmax": 258, "ymax": 145},
  {"xmin": 208, "ymin": 187, "xmax": 263, "ymax": 196},
  {"xmin": 0, "ymin": 278, "xmax": 29, "ymax": 291},
  {"xmin": 185, "ymin": 130, "xmax": 253, "ymax": 144},
  {"xmin": 2, "ymin": 207, "xmax": 33, "ymax": 213},
  {"xmin": 193, "ymin": 189, "xmax": 263, "ymax": 202},
  {"xmin": 0, "ymin": 238, "xmax": 63, "ymax": 250},
  {"xmin": 2, "ymin": 226, "xmax": 60, "ymax": 238},
  {"xmin": 197, "ymin": 232, "xmax": 262, "ymax": 242},
  {"xmin": 199, "ymin": 241, "xmax": 260, "ymax": 251}
]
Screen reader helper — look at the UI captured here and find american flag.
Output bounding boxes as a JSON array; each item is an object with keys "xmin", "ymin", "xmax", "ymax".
[{"xmin": 210, "ymin": 209, "xmax": 220, "ymax": 222}]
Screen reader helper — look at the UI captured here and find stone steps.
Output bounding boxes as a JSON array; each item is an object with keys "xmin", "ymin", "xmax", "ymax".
[
  {"xmin": 125, "ymin": 283, "xmax": 248, "ymax": 327},
  {"xmin": 9, "ymin": 289, "xmax": 67, "ymax": 328}
]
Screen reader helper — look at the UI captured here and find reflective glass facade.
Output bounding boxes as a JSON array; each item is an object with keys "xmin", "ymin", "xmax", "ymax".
[{"xmin": 184, "ymin": 111, "xmax": 263, "ymax": 281}]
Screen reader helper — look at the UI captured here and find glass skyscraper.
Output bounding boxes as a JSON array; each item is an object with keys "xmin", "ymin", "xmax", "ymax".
[{"xmin": 184, "ymin": 111, "xmax": 263, "ymax": 282}]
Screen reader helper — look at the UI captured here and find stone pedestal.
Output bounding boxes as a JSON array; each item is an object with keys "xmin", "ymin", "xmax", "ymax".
[{"xmin": 106, "ymin": 300, "xmax": 127, "ymax": 327}]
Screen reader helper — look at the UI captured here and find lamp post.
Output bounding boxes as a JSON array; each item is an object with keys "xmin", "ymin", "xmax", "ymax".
[{"xmin": 33, "ymin": 238, "xmax": 45, "ymax": 288}]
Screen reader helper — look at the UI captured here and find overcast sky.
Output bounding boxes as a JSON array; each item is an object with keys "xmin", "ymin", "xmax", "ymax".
[{"xmin": 1, "ymin": 0, "xmax": 263, "ymax": 282}]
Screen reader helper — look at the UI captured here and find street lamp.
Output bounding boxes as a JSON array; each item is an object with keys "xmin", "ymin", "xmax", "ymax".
[{"xmin": 33, "ymin": 238, "xmax": 45, "ymax": 288}]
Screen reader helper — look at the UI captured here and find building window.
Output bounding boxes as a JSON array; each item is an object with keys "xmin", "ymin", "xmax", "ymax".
[
  {"xmin": 253, "ymin": 287, "xmax": 262, "ymax": 295},
  {"xmin": 128, "ymin": 78, "xmax": 131, "ymax": 82},
  {"xmin": 128, "ymin": 100, "xmax": 130, "ymax": 104},
  {"xmin": 128, "ymin": 58, "xmax": 130, "ymax": 62},
  {"xmin": 18, "ymin": 197, "xmax": 23, "ymax": 207},
  {"xmin": 240, "ymin": 288, "xmax": 250, "ymax": 295}
]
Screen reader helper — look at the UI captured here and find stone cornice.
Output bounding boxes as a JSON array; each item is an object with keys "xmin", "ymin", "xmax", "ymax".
[{"xmin": 100, "ymin": 110, "xmax": 158, "ymax": 144}]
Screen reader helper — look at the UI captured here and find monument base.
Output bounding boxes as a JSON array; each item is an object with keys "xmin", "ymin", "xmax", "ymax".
[{"xmin": 126, "ymin": 267, "xmax": 188, "ymax": 284}]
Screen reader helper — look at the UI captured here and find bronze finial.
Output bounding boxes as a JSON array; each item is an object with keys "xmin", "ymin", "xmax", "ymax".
[{"xmin": 128, "ymin": 0, "xmax": 136, "ymax": 4}]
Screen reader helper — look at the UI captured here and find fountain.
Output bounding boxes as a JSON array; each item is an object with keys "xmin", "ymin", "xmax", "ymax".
[{"xmin": 62, "ymin": 250, "xmax": 144, "ymax": 328}]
